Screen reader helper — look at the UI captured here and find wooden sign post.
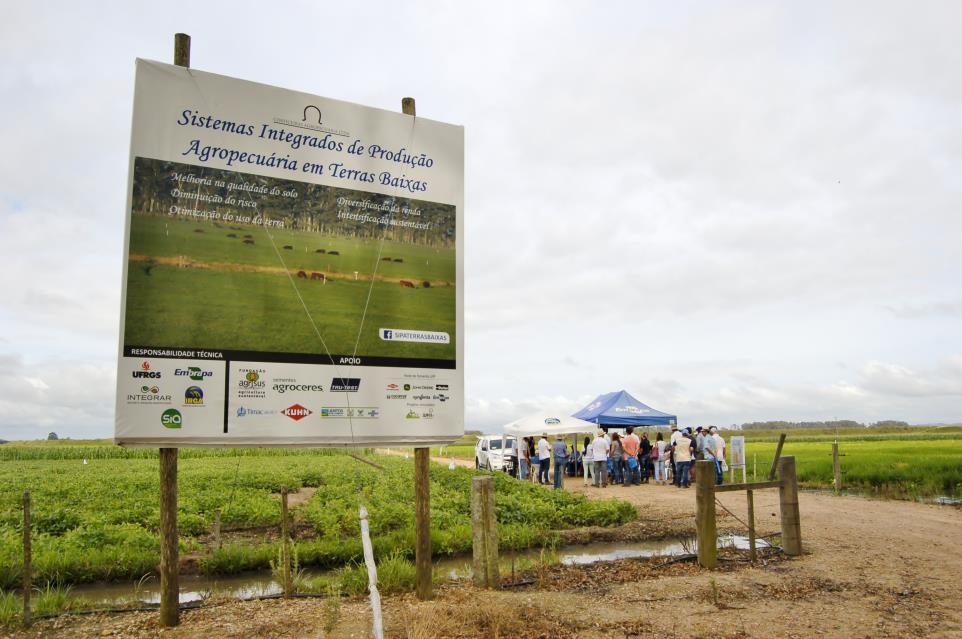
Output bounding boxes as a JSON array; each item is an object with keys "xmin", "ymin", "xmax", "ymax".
[
  {"xmin": 158, "ymin": 32, "xmax": 190, "ymax": 630},
  {"xmin": 402, "ymin": 96, "xmax": 433, "ymax": 602}
]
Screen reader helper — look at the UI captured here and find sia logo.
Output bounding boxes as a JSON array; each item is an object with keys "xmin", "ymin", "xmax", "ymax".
[
  {"xmin": 161, "ymin": 408, "xmax": 182, "ymax": 429},
  {"xmin": 281, "ymin": 404, "xmax": 312, "ymax": 421}
]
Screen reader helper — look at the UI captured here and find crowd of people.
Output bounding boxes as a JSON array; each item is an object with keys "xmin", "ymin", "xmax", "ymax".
[{"xmin": 515, "ymin": 425, "xmax": 727, "ymax": 490}]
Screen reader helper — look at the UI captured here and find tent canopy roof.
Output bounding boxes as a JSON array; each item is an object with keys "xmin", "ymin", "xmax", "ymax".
[
  {"xmin": 572, "ymin": 390, "xmax": 676, "ymax": 426},
  {"xmin": 502, "ymin": 412, "xmax": 599, "ymax": 438}
]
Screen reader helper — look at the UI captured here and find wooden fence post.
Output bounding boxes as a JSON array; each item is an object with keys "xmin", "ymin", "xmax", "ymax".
[
  {"xmin": 281, "ymin": 491, "xmax": 292, "ymax": 596},
  {"xmin": 694, "ymin": 460, "xmax": 717, "ymax": 569},
  {"xmin": 832, "ymin": 442, "xmax": 842, "ymax": 493},
  {"xmin": 746, "ymin": 489, "xmax": 757, "ymax": 563},
  {"xmin": 778, "ymin": 456, "xmax": 802, "ymax": 556},
  {"xmin": 471, "ymin": 476, "xmax": 500, "ymax": 588},
  {"xmin": 767, "ymin": 433, "xmax": 786, "ymax": 481},
  {"xmin": 22, "ymin": 491, "xmax": 31, "ymax": 627}
]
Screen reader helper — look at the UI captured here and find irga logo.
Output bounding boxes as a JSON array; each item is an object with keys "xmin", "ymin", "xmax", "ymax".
[{"xmin": 161, "ymin": 409, "xmax": 182, "ymax": 429}]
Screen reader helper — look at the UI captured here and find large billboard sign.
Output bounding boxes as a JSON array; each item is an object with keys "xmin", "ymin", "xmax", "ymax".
[{"xmin": 115, "ymin": 60, "xmax": 464, "ymax": 447}]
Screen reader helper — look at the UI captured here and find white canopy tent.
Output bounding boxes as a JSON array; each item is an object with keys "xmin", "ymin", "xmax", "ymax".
[
  {"xmin": 499, "ymin": 413, "xmax": 599, "ymax": 478},
  {"xmin": 502, "ymin": 413, "xmax": 599, "ymax": 438}
]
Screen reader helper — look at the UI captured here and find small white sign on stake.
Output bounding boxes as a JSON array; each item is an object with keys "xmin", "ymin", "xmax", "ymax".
[{"xmin": 730, "ymin": 435, "xmax": 747, "ymax": 483}]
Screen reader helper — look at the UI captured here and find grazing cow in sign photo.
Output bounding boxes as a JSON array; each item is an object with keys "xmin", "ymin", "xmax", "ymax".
[
  {"xmin": 399, "ymin": 280, "xmax": 415, "ymax": 288},
  {"xmin": 297, "ymin": 271, "xmax": 307, "ymax": 279},
  {"xmin": 381, "ymin": 257, "xmax": 392, "ymax": 261},
  {"xmin": 310, "ymin": 272, "xmax": 325, "ymax": 281},
  {"xmin": 393, "ymin": 258, "xmax": 403, "ymax": 263},
  {"xmin": 422, "ymin": 281, "xmax": 431, "ymax": 288},
  {"xmin": 194, "ymin": 228, "xmax": 204, "ymax": 233},
  {"xmin": 283, "ymin": 245, "xmax": 293, "ymax": 250},
  {"xmin": 328, "ymin": 250, "xmax": 340, "ymax": 255},
  {"xmin": 227, "ymin": 233, "xmax": 237, "ymax": 238},
  {"xmin": 243, "ymin": 239, "xmax": 254, "ymax": 245},
  {"xmin": 315, "ymin": 248, "xmax": 326, "ymax": 254}
]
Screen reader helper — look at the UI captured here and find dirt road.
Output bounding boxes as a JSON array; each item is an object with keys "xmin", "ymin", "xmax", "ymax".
[{"xmin": 8, "ymin": 461, "xmax": 961, "ymax": 638}]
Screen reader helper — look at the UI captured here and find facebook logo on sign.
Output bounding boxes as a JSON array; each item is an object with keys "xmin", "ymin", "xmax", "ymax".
[{"xmin": 382, "ymin": 329, "xmax": 393, "ymax": 340}]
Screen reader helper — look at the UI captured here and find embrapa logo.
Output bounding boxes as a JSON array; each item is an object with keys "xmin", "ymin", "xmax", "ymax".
[
  {"xmin": 282, "ymin": 404, "xmax": 312, "ymax": 421},
  {"xmin": 176, "ymin": 367, "xmax": 213, "ymax": 381}
]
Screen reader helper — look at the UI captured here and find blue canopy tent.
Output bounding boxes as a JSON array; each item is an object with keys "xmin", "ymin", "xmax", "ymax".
[{"xmin": 572, "ymin": 390, "xmax": 677, "ymax": 428}]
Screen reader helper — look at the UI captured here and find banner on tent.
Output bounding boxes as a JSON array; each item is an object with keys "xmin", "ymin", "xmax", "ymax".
[{"xmin": 115, "ymin": 60, "xmax": 464, "ymax": 447}]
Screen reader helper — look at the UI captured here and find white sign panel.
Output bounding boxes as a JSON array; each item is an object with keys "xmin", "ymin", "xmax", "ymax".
[
  {"xmin": 115, "ymin": 60, "xmax": 463, "ymax": 446},
  {"xmin": 730, "ymin": 436, "xmax": 746, "ymax": 467}
]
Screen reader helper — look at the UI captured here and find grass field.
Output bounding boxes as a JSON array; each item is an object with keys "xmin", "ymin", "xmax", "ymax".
[
  {"xmin": 0, "ymin": 446, "xmax": 634, "ymax": 589},
  {"xmin": 436, "ymin": 428, "xmax": 962, "ymax": 499},
  {"xmin": 124, "ymin": 215, "xmax": 456, "ymax": 359}
]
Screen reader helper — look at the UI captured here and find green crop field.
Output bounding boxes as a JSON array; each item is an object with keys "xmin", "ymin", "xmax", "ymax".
[
  {"xmin": 0, "ymin": 446, "xmax": 634, "ymax": 589},
  {"xmin": 124, "ymin": 215, "xmax": 456, "ymax": 359}
]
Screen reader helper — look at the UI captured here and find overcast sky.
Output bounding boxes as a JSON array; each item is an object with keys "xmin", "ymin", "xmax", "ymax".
[{"xmin": 1, "ymin": 1, "xmax": 960, "ymax": 440}]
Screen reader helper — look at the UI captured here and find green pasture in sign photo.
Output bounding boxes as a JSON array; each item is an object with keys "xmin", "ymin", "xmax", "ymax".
[{"xmin": 123, "ymin": 158, "xmax": 456, "ymax": 360}]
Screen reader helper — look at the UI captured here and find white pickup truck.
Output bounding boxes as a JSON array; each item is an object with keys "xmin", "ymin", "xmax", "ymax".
[{"xmin": 475, "ymin": 435, "xmax": 517, "ymax": 472}]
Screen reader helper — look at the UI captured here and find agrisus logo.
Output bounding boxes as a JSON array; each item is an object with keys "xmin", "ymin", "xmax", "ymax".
[{"xmin": 161, "ymin": 409, "xmax": 182, "ymax": 429}]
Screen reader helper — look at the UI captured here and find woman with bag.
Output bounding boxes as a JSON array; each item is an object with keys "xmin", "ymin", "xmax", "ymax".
[{"xmin": 652, "ymin": 432, "xmax": 667, "ymax": 485}]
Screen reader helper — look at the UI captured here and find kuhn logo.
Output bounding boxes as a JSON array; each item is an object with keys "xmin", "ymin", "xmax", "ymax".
[
  {"xmin": 386, "ymin": 383, "xmax": 399, "ymax": 390},
  {"xmin": 282, "ymin": 404, "xmax": 312, "ymax": 421}
]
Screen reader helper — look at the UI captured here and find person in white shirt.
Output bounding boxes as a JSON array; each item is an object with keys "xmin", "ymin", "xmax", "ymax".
[
  {"xmin": 537, "ymin": 433, "xmax": 551, "ymax": 485},
  {"xmin": 591, "ymin": 431, "xmax": 609, "ymax": 487},
  {"xmin": 711, "ymin": 427, "xmax": 726, "ymax": 485},
  {"xmin": 582, "ymin": 435, "xmax": 594, "ymax": 486},
  {"xmin": 669, "ymin": 425, "xmax": 682, "ymax": 486}
]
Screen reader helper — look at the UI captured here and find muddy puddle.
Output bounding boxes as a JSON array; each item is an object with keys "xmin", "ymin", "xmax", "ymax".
[{"xmin": 71, "ymin": 534, "xmax": 769, "ymax": 605}]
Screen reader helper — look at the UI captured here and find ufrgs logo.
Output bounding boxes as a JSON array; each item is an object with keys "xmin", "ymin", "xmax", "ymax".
[
  {"xmin": 184, "ymin": 386, "xmax": 204, "ymax": 406},
  {"xmin": 132, "ymin": 361, "xmax": 161, "ymax": 379},
  {"xmin": 281, "ymin": 404, "xmax": 312, "ymax": 421},
  {"xmin": 330, "ymin": 378, "xmax": 360, "ymax": 392}
]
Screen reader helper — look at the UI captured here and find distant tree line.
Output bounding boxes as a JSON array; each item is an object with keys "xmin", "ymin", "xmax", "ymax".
[{"xmin": 739, "ymin": 419, "xmax": 910, "ymax": 430}]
